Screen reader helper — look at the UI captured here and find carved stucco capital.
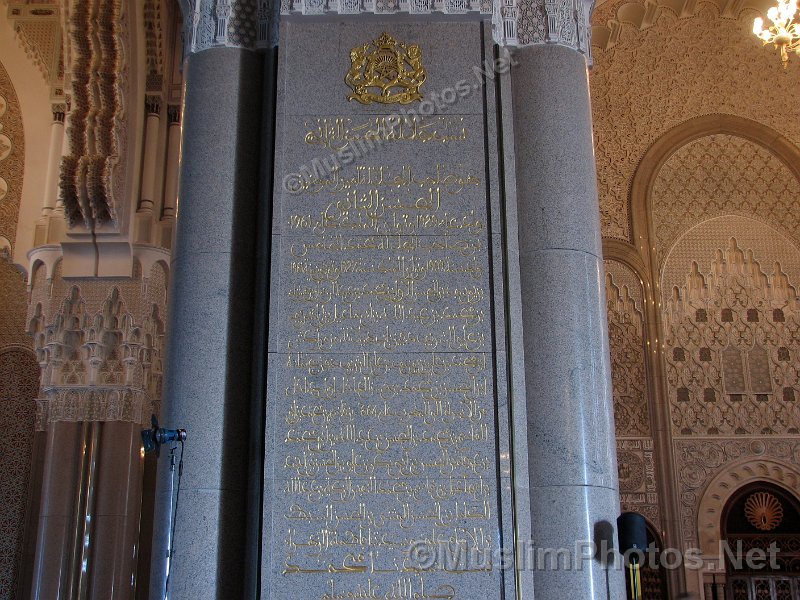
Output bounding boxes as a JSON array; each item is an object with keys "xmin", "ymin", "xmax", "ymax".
[
  {"xmin": 493, "ymin": 0, "xmax": 593, "ymax": 54},
  {"xmin": 27, "ymin": 264, "xmax": 169, "ymax": 430},
  {"xmin": 181, "ymin": 0, "xmax": 274, "ymax": 53}
]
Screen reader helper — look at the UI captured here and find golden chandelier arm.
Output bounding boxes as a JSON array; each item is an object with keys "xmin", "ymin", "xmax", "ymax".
[{"xmin": 754, "ymin": 0, "xmax": 800, "ymax": 66}]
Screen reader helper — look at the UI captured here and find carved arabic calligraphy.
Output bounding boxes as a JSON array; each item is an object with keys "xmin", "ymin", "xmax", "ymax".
[
  {"xmin": 272, "ymin": 113, "xmax": 501, "ymax": 599},
  {"xmin": 305, "ymin": 117, "xmax": 468, "ymax": 152}
]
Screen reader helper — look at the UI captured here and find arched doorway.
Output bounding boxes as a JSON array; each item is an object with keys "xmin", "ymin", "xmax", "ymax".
[
  {"xmin": 624, "ymin": 520, "xmax": 669, "ymax": 600},
  {"xmin": 723, "ymin": 482, "xmax": 800, "ymax": 599}
]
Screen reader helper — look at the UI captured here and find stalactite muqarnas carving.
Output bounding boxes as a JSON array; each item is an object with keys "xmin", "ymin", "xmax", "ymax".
[{"xmin": 29, "ymin": 285, "xmax": 165, "ymax": 428}]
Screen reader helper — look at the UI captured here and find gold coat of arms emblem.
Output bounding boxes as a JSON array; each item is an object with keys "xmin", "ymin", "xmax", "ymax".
[{"xmin": 345, "ymin": 33, "xmax": 426, "ymax": 105}]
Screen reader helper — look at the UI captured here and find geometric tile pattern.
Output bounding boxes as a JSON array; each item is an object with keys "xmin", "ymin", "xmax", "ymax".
[{"xmin": 0, "ymin": 349, "xmax": 40, "ymax": 600}]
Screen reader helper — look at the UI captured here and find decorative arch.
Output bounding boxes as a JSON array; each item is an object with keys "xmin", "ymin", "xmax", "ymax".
[
  {"xmin": 630, "ymin": 114, "xmax": 800, "ymax": 258},
  {"xmin": 641, "ymin": 518, "xmax": 670, "ymax": 599},
  {"xmin": 697, "ymin": 458, "xmax": 800, "ymax": 555},
  {"xmin": 0, "ymin": 58, "xmax": 25, "ymax": 256}
]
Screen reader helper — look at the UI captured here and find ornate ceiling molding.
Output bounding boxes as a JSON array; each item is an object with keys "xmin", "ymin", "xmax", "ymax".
[
  {"xmin": 5, "ymin": 2, "xmax": 65, "ymax": 98},
  {"xmin": 591, "ymin": 0, "xmax": 772, "ymax": 51},
  {"xmin": 178, "ymin": 0, "xmax": 593, "ymax": 55}
]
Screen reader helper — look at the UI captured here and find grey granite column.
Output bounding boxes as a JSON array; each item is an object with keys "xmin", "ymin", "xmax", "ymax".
[
  {"xmin": 149, "ymin": 47, "xmax": 263, "ymax": 599},
  {"xmin": 511, "ymin": 43, "xmax": 626, "ymax": 600}
]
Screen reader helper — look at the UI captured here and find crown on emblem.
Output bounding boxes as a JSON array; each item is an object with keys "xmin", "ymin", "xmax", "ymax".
[{"xmin": 345, "ymin": 32, "xmax": 426, "ymax": 105}]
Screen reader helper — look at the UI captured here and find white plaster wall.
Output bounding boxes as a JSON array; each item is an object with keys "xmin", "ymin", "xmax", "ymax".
[{"xmin": 0, "ymin": 13, "xmax": 53, "ymax": 270}]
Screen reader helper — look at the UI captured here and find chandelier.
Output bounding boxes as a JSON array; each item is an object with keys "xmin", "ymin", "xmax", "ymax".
[{"xmin": 753, "ymin": 0, "xmax": 800, "ymax": 67}]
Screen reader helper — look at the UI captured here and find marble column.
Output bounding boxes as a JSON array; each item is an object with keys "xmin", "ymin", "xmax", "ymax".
[
  {"xmin": 149, "ymin": 46, "xmax": 263, "ymax": 599},
  {"xmin": 42, "ymin": 106, "xmax": 65, "ymax": 216},
  {"xmin": 30, "ymin": 421, "xmax": 146, "ymax": 599},
  {"xmin": 161, "ymin": 105, "xmax": 181, "ymax": 219},
  {"xmin": 139, "ymin": 96, "xmax": 162, "ymax": 213},
  {"xmin": 511, "ymin": 43, "xmax": 626, "ymax": 600}
]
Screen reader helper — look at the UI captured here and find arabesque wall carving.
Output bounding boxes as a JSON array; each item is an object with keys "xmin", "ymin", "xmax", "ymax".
[
  {"xmin": 675, "ymin": 440, "xmax": 800, "ymax": 550},
  {"xmin": 606, "ymin": 262, "xmax": 650, "ymax": 437},
  {"xmin": 0, "ymin": 260, "xmax": 30, "ymax": 350},
  {"xmin": 144, "ymin": 0, "xmax": 165, "ymax": 92},
  {"xmin": 664, "ymin": 237, "xmax": 800, "ymax": 437},
  {"xmin": 590, "ymin": 5, "xmax": 800, "ymax": 241},
  {"xmin": 0, "ymin": 348, "xmax": 39, "ymax": 600},
  {"xmin": 606, "ymin": 259, "xmax": 661, "ymax": 527},
  {"xmin": 651, "ymin": 135, "xmax": 800, "ymax": 267},
  {"xmin": 617, "ymin": 438, "xmax": 661, "ymax": 526},
  {"xmin": 0, "ymin": 58, "xmax": 24, "ymax": 255}
]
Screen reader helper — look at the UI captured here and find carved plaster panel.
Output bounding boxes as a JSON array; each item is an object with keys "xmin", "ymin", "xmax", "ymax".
[
  {"xmin": 0, "ymin": 59, "xmax": 24, "ymax": 256},
  {"xmin": 664, "ymin": 236, "xmax": 800, "ymax": 437},
  {"xmin": 27, "ymin": 259, "xmax": 169, "ymax": 428},
  {"xmin": 5, "ymin": 2, "xmax": 64, "ymax": 92},
  {"xmin": 618, "ymin": 437, "xmax": 661, "ymax": 527},
  {"xmin": 590, "ymin": 7, "xmax": 800, "ymax": 240},
  {"xmin": 606, "ymin": 260, "xmax": 661, "ymax": 526},
  {"xmin": 606, "ymin": 261, "xmax": 651, "ymax": 437},
  {"xmin": 674, "ymin": 438, "xmax": 800, "ymax": 550},
  {"xmin": 144, "ymin": 0, "xmax": 165, "ymax": 91}
]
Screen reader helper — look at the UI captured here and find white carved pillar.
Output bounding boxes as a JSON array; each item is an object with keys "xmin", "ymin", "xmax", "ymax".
[
  {"xmin": 42, "ymin": 105, "xmax": 66, "ymax": 216},
  {"xmin": 54, "ymin": 99, "xmax": 70, "ymax": 214},
  {"xmin": 140, "ymin": 95, "xmax": 162, "ymax": 213},
  {"xmin": 492, "ymin": 0, "xmax": 592, "ymax": 54},
  {"xmin": 162, "ymin": 105, "xmax": 181, "ymax": 219}
]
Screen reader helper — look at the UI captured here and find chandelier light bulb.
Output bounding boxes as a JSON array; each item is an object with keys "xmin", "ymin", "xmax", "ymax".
[{"xmin": 754, "ymin": 0, "xmax": 800, "ymax": 66}]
